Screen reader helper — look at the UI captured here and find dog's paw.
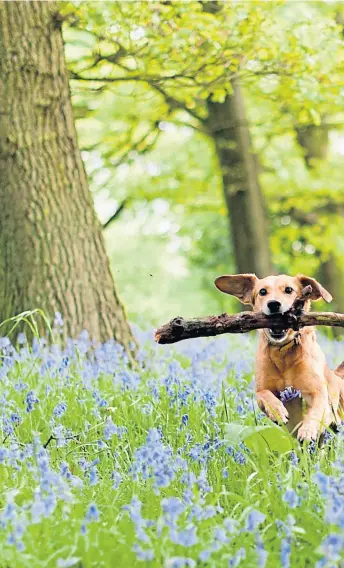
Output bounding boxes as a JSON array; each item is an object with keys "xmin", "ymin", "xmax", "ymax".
[
  {"xmin": 297, "ymin": 422, "xmax": 318, "ymax": 442},
  {"xmin": 265, "ymin": 402, "xmax": 289, "ymax": 424}
]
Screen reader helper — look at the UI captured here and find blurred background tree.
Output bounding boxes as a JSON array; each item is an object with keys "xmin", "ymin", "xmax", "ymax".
[
  {"xmin": 59, "ymin": 0, "xmax": 344, "ymax": 326},
  {"xmin": 0, "ymin": 1, "xmax": 134, "ymax": 351}
]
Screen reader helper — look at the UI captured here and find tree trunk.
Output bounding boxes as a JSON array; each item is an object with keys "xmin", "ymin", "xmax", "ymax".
[
  {"xmin": 295, "ymin": 124, "xmax": 344, "ymax": 316},
  {"xmin": 0, "ymin": 2, "xmax": 134, "ymax": 350},
  {"xmin": 207, "ymin": 80, "xmax": 272, "ymax": 278},
  {"xmin": 295, "ymin": 124, "xmax": 329, "ymax": 168}
]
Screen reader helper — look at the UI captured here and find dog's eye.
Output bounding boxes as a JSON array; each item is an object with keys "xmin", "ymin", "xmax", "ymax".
[
  {"xmin": 259, "ymin": 288, "xmax": 267, "ymax": 296},
  {"xmin": 285, "ymin": 286, "xmax": 293, "ymax": 294}
]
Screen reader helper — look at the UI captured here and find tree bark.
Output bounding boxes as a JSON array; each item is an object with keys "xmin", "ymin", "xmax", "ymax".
[
  {"xmin": 295, "ymin": 124, "xmax": 329, "ymax": 168},
  {"xmin": 295, "ymin": 123, "xmax": 344, "ymax": 317},
  {"xmin": 0, "ymin": 2, "xmax": 134, "ymax": 350},
  {"xmin": 207, "ymin": 81, "xmax": 272, "ymax": 278},
  {"xmin": 155, "ymin": 311, "xmax": 344, "ymax": 344}
]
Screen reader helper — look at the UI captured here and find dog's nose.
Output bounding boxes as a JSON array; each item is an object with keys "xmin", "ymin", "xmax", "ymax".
[{"xmin": 267, "ymin": 300, "xmax": 281, "ymax": 314}]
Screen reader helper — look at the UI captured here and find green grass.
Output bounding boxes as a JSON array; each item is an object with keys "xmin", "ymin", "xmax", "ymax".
[{"xmin": 0, "ymin": 328, "xmax": 342, "ymax": 567}]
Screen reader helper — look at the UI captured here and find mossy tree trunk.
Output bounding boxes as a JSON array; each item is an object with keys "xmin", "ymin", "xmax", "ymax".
[
  {"xmin": 0, "ymin": 1, "xmax": 134, "ymax": 350},
  {"xmin": 207, "ymin": 80, "xmax": 272, "ymax": 278}
]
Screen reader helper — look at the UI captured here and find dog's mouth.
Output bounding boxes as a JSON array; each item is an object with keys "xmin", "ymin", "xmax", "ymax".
[{"xmin": 265, "ymin": 328, "xmax": 289, "ymax": 343}]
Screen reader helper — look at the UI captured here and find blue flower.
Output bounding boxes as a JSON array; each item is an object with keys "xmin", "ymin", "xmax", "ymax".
[
  {"xmin": 181, "ymin": 414, "xmax": 189, "ymax": 426},
  {"xmin": 317, "ymin": 533, "xmax": 344, "ymax": 564},
  {"xmin": 228, "ymin": 548, "xmax": 246, "ymax": 567},
  {"xmin": 162, "ymin": 497, "xmax": 186, "ymax": 525},
  {"xmin": 278, "ymin": 387, "xmax": 301, "ymax": 403},
  {"xmin": 170, "ymin": 525, "xmax": 198, "ymax": 547},
  {"xmin": 245, "ymin": 510, "xmax": 266, "ymax": 532},
  {"xmin": 26, "ymin": 391, "xmax": 39, "ymax": 413},
  {"xmin": 289, "ymin": 452, "xmax": 298, "ymax": 466},
  {"xmin": 54, "ymin": 312, "xmax": 64, "ymax": 327},
  {"xmin": 282, "ymin": 489, "xmax": 300, "ymax": 509},
  {"xmin": 111, "ymin": 470, "xmax": 122, "ymax": 489},
  {"xmin": 89, "ymin": 467, "xmax": 98, "ymax": 486},
  {"xmin": 85, "ymin": 504, "xmax": 99, "ymax": 522},
  {"xmin": 132, "ymin": 544, "xmax": 154, "ymax": 561},
  {"xmin": 53, "ymin": 402, "xmax": 67, "ymax": 418},
  {"xmin": 165, "ymin": 558, "xmax": 196, "ymax": 568},
  {"xmin": 10, "ymin": 413, "xmax": 21, "ymax": 425}
]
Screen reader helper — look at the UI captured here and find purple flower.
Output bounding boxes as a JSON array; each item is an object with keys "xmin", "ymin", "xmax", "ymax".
[
  {"xmin": 228, "ymin": 548, "xmax": 246, "ymax": 567},
  {"xmin": 26, "ymin": 391, "xmax": 39, "ymax": 413},
  {"xmin": 54, "ymin": 312, "xmax": 64, "ymax": 327},
  {"xmin": 132, "ymin": 543, "xmax": 154, "ymax": 561},
  {"xmin": 181, "ymin": 414, "xmax": 189, "ymax": 426},
  {"xmin": 89, "ymin": 467, "xmax": 98, "ymax": 486},
  {"xmin": 283, "ymin": 489, "xmax": 300, "ymax": 509},
  {"xmin": 53, "ymin": 402, "xmax": 67, "ymax": 418},
  {"xmin": 85, "ymin": 504, "xmax": 99, "ymax": 522},
  {"xmin": 170, "ymin": 525, "xmax": 198, "ymax": 547},
  {"xmin": 245, "ymin": 510, "xmax": 266, "ymax": 532},
  {"xmin": 111, "ymin": 470, "xmax": 122, "ymax": 489},
  {"xmin": 278, "ymin": 387, "xmax": 301, "ymax": 403},
  {"xmin": 165, "ymin": 558, "xmax": 196, "ymax": 568}
]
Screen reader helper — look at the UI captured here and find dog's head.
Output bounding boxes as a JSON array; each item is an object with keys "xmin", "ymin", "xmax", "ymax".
[{"xmin": 214, "ymin": 273, "xmax": 332, "ymax": 345}]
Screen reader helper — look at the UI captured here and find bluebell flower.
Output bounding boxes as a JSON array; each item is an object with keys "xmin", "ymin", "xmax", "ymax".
[
  {"xmin": 89, "ymin": 466, "xmax": 98, "ymax": 486},
  {"xmin": 170, "ymin": 525, "xmax": 198, "ymax": 547},
  {"xmin": 111, "ymin": 470, "xmax": 122, "ymax": 489},
  {"xmin": 245, "ymin": 510, "xmax": 266, "ymax": 532},
  {"xmin": 10, "ymin": 412, "xmax": 21, "ymax": 425},
  {"xmin": 53, "ymin": 402, "xmax": 67, "ymax": 418},
  {"xmin": 132, "ymin": 543, "xmax": 154, "ymax": 561},
  {"xmin": 181, "ymin": 414, "xmax": 189, "ymax": 426},
  {"xmin": 281, "ymin": 537, "xmax": 291, "ymax": 568},
  {"xmin": 256, "ymin": 533, "xmax": 268, "ymax": 567},
  {"xmin": 14, "ymin": 382, "xmax": 28, "ymax": 392},
  {"xmin": 283, "ymin": 489, "xmax": 300, "ymax": 509},
  {"xmin": 289, "ymin": 452, "xmax": 298, "ymax": 466},
  {"xmin": 17, "ymin": 333, "xmax": 26, "ymax": 345},
  {"xmin": 80, "ymin": 523, "xmax": 87, "ymax": 535},
  {"xmin": 85, "ymin": 503, "xmax": 99, "ymax": 522},
  {"xmin": 162, "ymin": 497, "xmax": 186, "ymax": 526},
  {"xmin": 54, "ymin": 312, "xmax": 64, "ymax": 327},
  {"xmin": 26, "ymin": 390, "xmax": 39, "ymax": 413},
  {"xmin": 234, "ymin": 451, "xmax": 246, "ymax": 465},
  {"xmin": 0, "ymin": 337, "xmax": 11, "ymax": 349},
  {"xmin": 228, "ymin": 548, "xmax": 246, "ymax": 567},
  {"xmin": 165, "ymin": 558, "xmax": 196, "ymax": 568},
  {"xmin": 317, "ymin": 533, "xmax": 344, "ymax": 564},
  {"xmin": 278, "ymin": 387, "xmax": 301, "ymax": 403}
]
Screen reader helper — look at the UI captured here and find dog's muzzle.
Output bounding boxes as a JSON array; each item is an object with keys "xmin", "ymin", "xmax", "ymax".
[{"xmin": 265, "ymin": 328, "xmax": 289, "ymax": 343}]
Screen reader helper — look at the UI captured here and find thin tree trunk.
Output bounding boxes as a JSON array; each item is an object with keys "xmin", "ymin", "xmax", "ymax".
[
  {"xmin": 207, "ymin": 80, "xmax": 272, "ymax": 277},
  {"xmin": 296, "ymin": 123, "xmax": 344, "ymax": 315},
  {"xmin": 0, "ymin": 2, "xmax": 134, "ymax": 351}
]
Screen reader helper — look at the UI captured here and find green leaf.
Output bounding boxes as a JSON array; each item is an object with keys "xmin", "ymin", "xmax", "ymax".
[{"xmin": 224, "ymin": 422, "xmax": 294, "ymax": 455}]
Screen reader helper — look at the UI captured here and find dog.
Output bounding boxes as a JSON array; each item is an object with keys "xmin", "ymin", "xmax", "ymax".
[{"xmin": 214, "ymin": 273, "xmax": 344, "ymax": 441}]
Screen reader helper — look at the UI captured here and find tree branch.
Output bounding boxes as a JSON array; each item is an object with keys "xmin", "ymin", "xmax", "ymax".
[
  {"xmin": 155, "ymin": 311, "xmax": 344, "ymax": 344},
  {"xmin": 103, "ymin": 200, "xmax": 127, "ymax": 229},
  {"xmin": 154, "ymin": 285, "xmax": 344, "ymax": 344}
]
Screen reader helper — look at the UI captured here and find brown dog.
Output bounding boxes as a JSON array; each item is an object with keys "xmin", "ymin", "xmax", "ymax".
[{"xmin": 215, "ymin": 273, "xmax": 344, "ymax": 441}]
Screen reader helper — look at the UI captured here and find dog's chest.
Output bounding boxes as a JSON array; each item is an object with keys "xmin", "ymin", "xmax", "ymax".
[{"xmin": 264, "ymin": 345, "xmax": 306, "ymax": 391}]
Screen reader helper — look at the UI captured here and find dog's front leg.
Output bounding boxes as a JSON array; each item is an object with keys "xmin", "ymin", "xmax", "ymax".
[
  {"xmin": 256, "ymin": 389, "xmax": 289, "ymax": 424},
  {"xmin": 297, "ymin": 385, "xmax": 331, "ymax": 441}
]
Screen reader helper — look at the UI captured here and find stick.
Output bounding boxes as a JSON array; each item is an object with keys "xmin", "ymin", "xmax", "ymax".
[{"xmin": 154, "ymin": 285, "xmax": 344, "ymax": 344}]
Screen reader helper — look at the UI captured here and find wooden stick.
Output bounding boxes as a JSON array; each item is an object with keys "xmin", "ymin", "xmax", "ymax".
[{"xmin": 155, "ymin": 286, "xmax": 344, "ymax": 344}]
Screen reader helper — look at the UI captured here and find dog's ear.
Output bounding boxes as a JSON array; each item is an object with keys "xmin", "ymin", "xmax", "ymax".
[
  {"xmin": 214, "ymin": 274, "xmax": 258, "ymax": 304},
  {"xmin": 296, "ymin": 274, "xmax": 332, "ymax": 303}
]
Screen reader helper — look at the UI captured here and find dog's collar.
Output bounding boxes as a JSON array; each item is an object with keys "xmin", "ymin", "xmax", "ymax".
[
  {"xmin": 264, "ymin": 330, "xmax": 302, "ymax": 353},
  {"xmin": 278, "ymin": 332, "xmax": 302, "ymax": 355}
]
